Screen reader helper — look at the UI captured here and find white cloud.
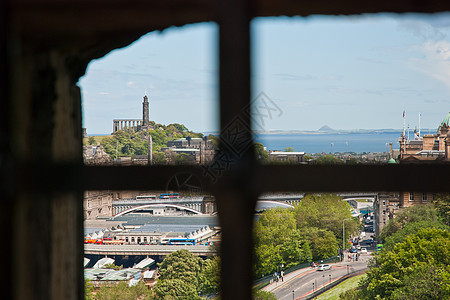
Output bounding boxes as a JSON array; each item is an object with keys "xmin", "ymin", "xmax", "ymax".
[
  {"xmin": 126, "ymin": 81, "xmax": 138, "ymax": 88},
  {"xmin": 409, "ymin": 41, "xmax": 450, "ymax": 90}
]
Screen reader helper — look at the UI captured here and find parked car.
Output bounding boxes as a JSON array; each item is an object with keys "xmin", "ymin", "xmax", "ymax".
[
  {"xmin": 360, "ymin": 248, "xmax": 368, "ymax": 253},
  {"xmin": 317, "ymin": 264, "xmax": 331, "ymax": 271}
]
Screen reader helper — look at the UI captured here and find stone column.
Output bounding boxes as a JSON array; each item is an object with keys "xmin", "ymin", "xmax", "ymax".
[{"xmin": 143, "ymin": 95, "xmax": 149, "ymax": 128}]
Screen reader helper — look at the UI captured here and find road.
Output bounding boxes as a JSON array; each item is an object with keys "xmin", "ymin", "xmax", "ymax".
[{"xmin": 267, "ymin": 254, "xmax": 370, "ymax": 300}]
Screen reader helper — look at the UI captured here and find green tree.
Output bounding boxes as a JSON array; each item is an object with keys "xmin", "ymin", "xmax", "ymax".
[
  {"xmin": 157, "ymin": 249, "xmax": 202, "ymax": 290},
  {"xmin": 102, "ymin": 263, "xmax": 123, "ymax": 270},
  {"xmin": 434, "ymin": 193, "xmax": 450, "ymax": 225},
  {"xmin": 174, "ymin": 153, "xmax": 193, "ymax": 165},
  {"xmin": 383, "ymin": 220, "xmax": 449, "ymax": 251},
  {"xmin": 254, "ymin": 143, "xmax": 268, "ymax": 161},
  {"xmin": 154, "ymin": 279, "xmax": 200, "ymax": 300},
  {"xmin": 294, "ymin": 194, "xmax": 358, "ymax": 247},
  {"xmin": 95, "ymin": 281, "xmax": 154, "ymax": 300},
  {"xmin": 284, "ymin": 146, "xmax": 294, "ymax": 152},
  {"xmin": 254, "ymin": 208, "xmax": 310, "ymax": 277},
  {"xmin": 152, "ymin": 151, "xmax": 166, "ymax": 165},
  {"xmin": 198, "ymin": 256, "xmax": 221, "ymax": 295},
  {"xmin": 313, "ymin": 154, "xmax": 343, "ymax": 164},
  {"xmin": 84, "ymin": 279, "xmax": 94, "ymax": 300},
  {"xmin": 379, "ymin": 204, "xmax": 445, "ymax": 243},
  {"xmin": 300, "ymin": 227, "xmax": 338, "ymax": 260},
  {"xmin": 88, "ymin": 136, "xmax": 96, "ymax": 145},
  {"xmin": 358, "ymin": 228, "xmax": 450, "ymax": 299},
  {"xmin": 253, "ymin": 289, "xmax": 277, "ymax": 300}
]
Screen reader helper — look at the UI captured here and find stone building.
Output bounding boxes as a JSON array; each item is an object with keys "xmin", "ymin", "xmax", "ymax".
[
  {"xmin": 374, "ymin": 112, "xmax": 450, "ymax": 235},
  {"xmin": 268, "ymin": 151, "xmax": 306, "ymax": 163},
  {"xmin": 83, "ymin": 145, "xmax": 113, "ymax": 165},
  {"xmin": 399, "ymin": 111, "xmax": 450, "ymax": 161},
  {"xmin": 84, "ymin": 191, "xmax": 114, "ymax": 220},
  {"xmin": 112, "ymin": 95, "xmax": 152, "ymax": 133},
  {"xmin": 164, "ymin": 137, "xmax": 216, "ymax": 164}
]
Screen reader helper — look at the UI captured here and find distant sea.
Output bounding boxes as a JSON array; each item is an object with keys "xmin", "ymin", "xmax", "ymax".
[
  {"xmin": 255, "ymin": 132, "xmax": 403, "ymax": 154},
  {"xmin": 90, "ymin": 130, "xmax": 420, "ymax": 154}
]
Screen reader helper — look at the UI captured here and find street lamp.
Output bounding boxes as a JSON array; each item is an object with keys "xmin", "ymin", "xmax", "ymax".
[
  {"xmin": 343, "ymin": 218, "xmax": 352, "ymax": 258},
  {"xmin": 330, "ymin": 142, "xmax": 334, "ymax": 153}
]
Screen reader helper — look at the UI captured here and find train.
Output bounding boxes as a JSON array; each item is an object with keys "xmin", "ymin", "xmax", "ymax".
[
  {"xmin": 160, "ymin": 238, "xmax": 195, "ymax": 245},
  {"xmin": 159, "ymin": 193, "xmax": 180, "ymax": 199},
  {"xmin": 84, "ymin": 237, "xmax": 124, "ymax": 245}
]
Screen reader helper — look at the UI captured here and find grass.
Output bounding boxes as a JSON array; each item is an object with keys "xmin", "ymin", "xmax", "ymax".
[
  {"xmin": 355, "ymin": 199, "xmax": 370, "ymax": 202},
  {"xmin": 314, "ymin": 274, "xmax": 366, "ymax": 300}
]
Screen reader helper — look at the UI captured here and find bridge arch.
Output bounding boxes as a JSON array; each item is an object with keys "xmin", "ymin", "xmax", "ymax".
[
  {"xmin": 112, "ymin": 204, "xmax": 202, "ymax": 218},
  {"xmin": 255, "ymin": 200, "xmax": 294, "ymax": 211}
]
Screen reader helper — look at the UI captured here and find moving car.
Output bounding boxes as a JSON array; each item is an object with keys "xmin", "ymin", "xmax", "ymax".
[
  {"xmin": 317, "ymin": 264, "xmax": 331, "ymax": 271},
  {"xmin": 360, "ymin": 248, "xmax": 367, "ymax": 253}
]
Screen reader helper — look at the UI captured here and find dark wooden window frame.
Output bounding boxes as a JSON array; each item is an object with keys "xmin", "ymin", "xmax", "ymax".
[{"xmin": 3, "ymin": 1, "xmax": 450, "ymax": 300}]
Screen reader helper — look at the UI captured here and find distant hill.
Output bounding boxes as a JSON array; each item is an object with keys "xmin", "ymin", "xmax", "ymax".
[{"xmin": 318, "ymin": 125, "xmax": 335, "ymax": 132}]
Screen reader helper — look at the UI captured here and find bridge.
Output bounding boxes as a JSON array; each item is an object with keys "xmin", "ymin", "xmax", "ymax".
[
  {"xmin": 338, "ymin": 192, "xmax": 378, "ymax": 199},
  {"xmin": 113, "ymin": 203, "xmax": 203, "ymax": 218},
  {"xmin": 113, "ymin": 197, "xmax": 204, "ymax": 215},
  {"xmin": 111, "ymin": 193, "xmax": 375, "ymax": 217},
  {"xmin": 84, "ymin": 244, "xmax": 215, "ymax": 256}
]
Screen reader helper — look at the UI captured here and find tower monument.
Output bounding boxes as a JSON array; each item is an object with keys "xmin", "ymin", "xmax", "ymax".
[{"xmin": 142, "ymin": 94, "xmax": 149, "ymax": 129}]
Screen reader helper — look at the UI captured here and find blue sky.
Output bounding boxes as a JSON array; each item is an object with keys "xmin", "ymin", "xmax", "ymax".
[{"xmin": 79, "ymin": 13, "xmax": 450, "ymax": 134}]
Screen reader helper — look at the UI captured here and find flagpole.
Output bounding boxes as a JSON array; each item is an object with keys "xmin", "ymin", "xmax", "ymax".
[
  {"xmin": 403, "ymin": 110, "xmax": 406, "ymax": 138},
  {"xmin": 407, "ymin": 124, "xmax": 410, "ymax": 141},
  {"xmin": 418, "ymin": 112, "xmax": 421, "ymax": 138}
]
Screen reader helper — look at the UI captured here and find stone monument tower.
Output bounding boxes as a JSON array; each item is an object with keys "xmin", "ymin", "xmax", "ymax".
[{"xmin": 142, "ymin": 95, "xmax": 149, "ymax": 129}]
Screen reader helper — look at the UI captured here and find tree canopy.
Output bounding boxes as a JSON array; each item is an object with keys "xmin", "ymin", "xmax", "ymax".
[
  {"xmin": 99, "ymin": 123, "xmax": 204, "ymax": 160},
  {"xmin": 294, "ymin": 193, "xmax": 359, "ymax": 250},
  {"xmin": 155, "ymin": 249, "xmax": 220, "ymax": 298},
  {"xmin": 379, "ymin": 204, "xmax": 448, "ymax": 249},
  {"xmin": 254, "ymin": 207, "xmax": 312, "ymax": 277},
  {"xmin": 357, "ymin": 228, "xmax": 450, "ymax": 300},
  {"xmin": 253, "ymin": 194, "xmax": 357, "ymax": 277},
  {"xmin": 93, "ymin": 281, "xmax": 154, "ymax": 300}
]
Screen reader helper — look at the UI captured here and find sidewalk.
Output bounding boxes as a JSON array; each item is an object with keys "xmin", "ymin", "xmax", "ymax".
[{"xmin": 262, "ymin": 265, "xmax": 316, "ymax": 293}]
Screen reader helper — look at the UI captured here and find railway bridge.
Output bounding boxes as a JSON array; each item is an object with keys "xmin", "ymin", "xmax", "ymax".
[{"xmin": 84, "ymin": 244, "xmax": 214, "ymax": 256}]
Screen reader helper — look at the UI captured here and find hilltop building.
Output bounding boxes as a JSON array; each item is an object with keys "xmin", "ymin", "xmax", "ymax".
[{"xmin": 112, "ymin": 95, "xmax": 152, "ymax": 133}]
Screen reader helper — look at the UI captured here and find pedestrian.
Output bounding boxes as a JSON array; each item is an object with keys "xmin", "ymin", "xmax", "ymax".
[{"xmin": 281, "ymin": 270, "xmax": 284, "ymax": 282}]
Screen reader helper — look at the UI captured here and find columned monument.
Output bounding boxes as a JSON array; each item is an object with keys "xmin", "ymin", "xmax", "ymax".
[{"xmin": 112, "ymin": 94, "xmax": 151, "ymax": 133}]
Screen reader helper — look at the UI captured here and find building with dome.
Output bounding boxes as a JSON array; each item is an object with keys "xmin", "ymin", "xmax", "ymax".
[{"xmin": 374, "ymin": 112, "xmax": 450, "ymax": 236}]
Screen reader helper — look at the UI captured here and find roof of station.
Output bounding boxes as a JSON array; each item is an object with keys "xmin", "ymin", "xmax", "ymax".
[{"xmin": 129, "ymin": 223, "xmax": 210, "ymax": 234}]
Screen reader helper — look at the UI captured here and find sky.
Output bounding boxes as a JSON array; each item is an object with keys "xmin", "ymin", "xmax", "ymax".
[{"xmin": 78, "ymin": 13, "xmax": 450, "ymax": 134}]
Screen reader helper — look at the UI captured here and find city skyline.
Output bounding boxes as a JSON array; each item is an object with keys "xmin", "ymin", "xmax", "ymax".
[{"xmin": 79, "ymin": 13, "xmax": 450, "ymax": 134}]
